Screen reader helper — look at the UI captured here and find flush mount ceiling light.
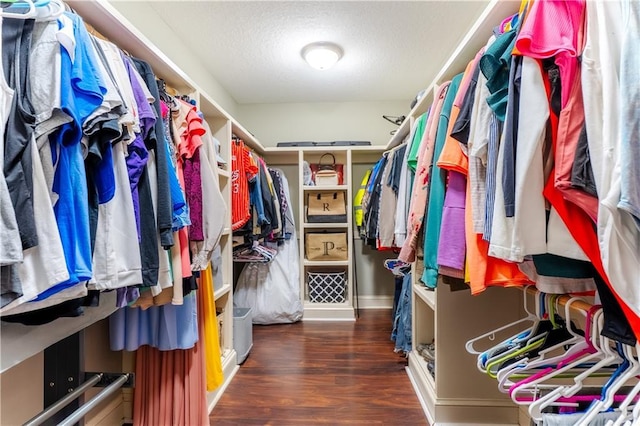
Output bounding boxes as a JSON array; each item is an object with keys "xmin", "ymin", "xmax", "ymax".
[{"xmin": 301, "ymin": 42, "xmax": 343, "ymax": 70}]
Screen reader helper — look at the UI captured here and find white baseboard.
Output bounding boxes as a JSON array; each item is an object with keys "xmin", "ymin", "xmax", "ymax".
[{"xmin": 356, "ymin": 295, "xmax": 393, "ymax": 309}]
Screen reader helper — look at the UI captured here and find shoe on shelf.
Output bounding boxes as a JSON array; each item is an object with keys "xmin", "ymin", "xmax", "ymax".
[{"xmin": 416, "ymin": 341, "xmax": 435, "ymax": 361}]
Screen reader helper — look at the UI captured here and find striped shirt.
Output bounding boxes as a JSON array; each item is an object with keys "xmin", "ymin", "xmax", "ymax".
[{"xmin": 231, "ymin": 140, "xmax": 258, "ymax": 230}]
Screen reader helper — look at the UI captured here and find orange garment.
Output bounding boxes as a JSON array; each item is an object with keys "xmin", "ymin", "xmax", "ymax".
[
  {"xmin": 437, "ymin": 119, "xmax": 468, "ymax": 175},
  {"xmin": 465, "ymin": 178, "xmax": 533, "ymax": 295},
  {"xmin": 438, "ymin": 108, "xmax": 532, "ymax": 294},
  {"xmin": 231, "ymin": 140, "xmax": 258, "ymax": 230},
  {"xmin": 198, "ymin": 265, "xmax": 224, "ymax": 390}
]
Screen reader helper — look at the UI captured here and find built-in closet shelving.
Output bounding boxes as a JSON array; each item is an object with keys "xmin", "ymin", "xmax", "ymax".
[
  {"xmin": 384, "ymin": 0, "xmax": 527, "ymax": 424},
  {"xmin": 264, "ymin": 146, "xmax": 383, "ymax": 320},
  {"xmin": 0, "ymin": 1, "xmax": 275, "ymax": 423}
]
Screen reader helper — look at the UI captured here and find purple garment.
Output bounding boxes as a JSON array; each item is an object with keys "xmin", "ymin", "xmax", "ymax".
[
  {"xmin": 123, "ymin": 56, "xmax": 156, "ymax": 238},
  {"xmin": 116, "ymin": 286, "xmax": 140, "ymax": 308},
  {"xmin": 124, "ymin": 55, "xmax": 156, "ymax": 140},
  {"xmin": 125, "ymin": 135, "xmax": 148, "ymax": 240},
  {"xmin": 184, "ymin": 147, "xmax": 203, "ymax": 241},
  {"xmin": 437, "ymin": 171, "xmax": 466, "ymax": 271}
]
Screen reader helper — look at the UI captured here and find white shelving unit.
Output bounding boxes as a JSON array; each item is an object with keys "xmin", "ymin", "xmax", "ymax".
[
  {"xmin": 0, "ymin": 0, "xmax": 273, "ymax": 421},
  {"xmin": 260, "ymin": 146, "xmax": 384, "ymax": 321},
  {"xmin": 383, "ymin": 0, "xmax": 526, "ymax": 424},
  {"xmin": 299, "ymin": 149, "xmax": 355, "ymax": 320}
]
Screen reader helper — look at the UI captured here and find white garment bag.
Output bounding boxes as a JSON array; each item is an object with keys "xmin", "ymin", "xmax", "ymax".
[{"xmin": 234, "ymin": 171, "xmax": 303, "ymax": 324}]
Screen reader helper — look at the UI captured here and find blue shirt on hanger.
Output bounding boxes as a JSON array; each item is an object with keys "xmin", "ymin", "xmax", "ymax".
[{"xmin": 36, "ymin": 12, "xmax": 106, "ymax": 300}]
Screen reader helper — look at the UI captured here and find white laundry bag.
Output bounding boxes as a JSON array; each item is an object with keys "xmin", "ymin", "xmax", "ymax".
[{"xmin": 234, "ymin": 172, "xmax": 303, "ymax": 324}]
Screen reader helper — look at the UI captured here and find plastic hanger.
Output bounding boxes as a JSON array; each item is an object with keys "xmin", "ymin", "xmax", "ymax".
[
  {"xmin": 631, "ymin": 393, "xmax": 640, "ymax": 424},
  {"xmin": 466, "ymin": 286, "xmax": 538, "ymax": 364},
  {"xmin": 610, "ymin": 344, "xmax": 640, "ymax": 425},
  {"xmin": 485, "ymin": 332, "xmax": 549, "ymax": 379},
  {"xmin": 490, "ymin": 296, "xmax": 579, "ymax": 380},
  {"xmin": 497, "ymin": 296, "xmax": 588, "ymax": 393},
  {"xmin": 510, "ymin": 307, "xmax": 606, "ymax": 405},
  {"xmin": 34, "ymin": 0, "xmax": 63, "ymax": 21},
  {"xmin": 528, "ymin": 327, "xmax": 624, "ymax": 420},
  {"xmin": 1, "ymin": 0, "xmax": 36, "ymax": 19},
  {"xmin": 576, "ymin": 341, "xmax": 639, "ymax": 425},
  {"xmin": 482, "ymin": 293, "xmax": 562, "ymax": 374}
]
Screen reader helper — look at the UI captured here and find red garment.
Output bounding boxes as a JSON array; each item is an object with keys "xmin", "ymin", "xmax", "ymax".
[
  {"xmin": 231, "ymin": 140, "xmax": 258, "ymax": 230},
  {"xmin": 553, "ymin": 60, "xmax": 598, "ymax": 221},
  {"xmin": 538, "ymin": 62, "xmax": 640, "ymax": 340}
]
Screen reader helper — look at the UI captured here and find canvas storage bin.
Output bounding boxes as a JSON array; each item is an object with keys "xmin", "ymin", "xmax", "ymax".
[
  {"xmin": 306, "ymin": 191, "xmax": 347, "ymax": 223},
  {"xmin": 307, "ymin": 270, "xmax": 347, "ymax": 303},
  {"xmin": 305, "ymin": 232, "xmax": 348, "ymax": 261}
]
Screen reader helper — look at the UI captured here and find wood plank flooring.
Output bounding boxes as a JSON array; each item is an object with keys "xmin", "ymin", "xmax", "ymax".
[{"xmin": 211, "ymin": 309, "xmax": 427, "ymax": 425}]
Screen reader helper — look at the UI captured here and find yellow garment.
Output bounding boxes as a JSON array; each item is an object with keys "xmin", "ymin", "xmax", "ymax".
[
  {"xmin": 353, "ymin": 169, "xmax": 372, "ymax": 227},
  {"xmin": 199, "ymin": 265, "xmax": 224, "ymax": 390},
  {"xmin": 464, "ymin": 256, "xmax": 470, "ymax": 284}
]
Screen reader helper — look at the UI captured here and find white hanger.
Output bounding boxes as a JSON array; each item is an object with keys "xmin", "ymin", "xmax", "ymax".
[
  {"xmin": 577, "ymin": 341, "xmax": 639, "ymax": 426},
  {"xmin": 466, "ymin": 287, "xmax": 539, "ymax": 372},
  {"xmin": 608, "ymin": 344, "xmax": 640, "ymax": 426},
  {"xmin": 497, "ymin": 296, "xmax": 588, "ymax": 393},
  {"xmin": 34, "ymin": 0, "xmax": 64, "ymax": 21},
  {"xmin": 528, "ymin": 310, "xmax": 623, "ymax": 420},
  {"xmin": 631, "ymin": 395, "xmax": 640, "ymax": 424},
  {"xmin": 1, "ymin": 0, "xmax": 36, "ymax": 19},
  {"xmin": 510, "ymin": 309, "xmax": 609, "ymax": 406}
]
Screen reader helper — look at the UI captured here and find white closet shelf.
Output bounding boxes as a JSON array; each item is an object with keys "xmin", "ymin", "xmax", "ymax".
[
  {"xmin": 302, "ymin": 185, "xmax": 348, "ymax": 191},
  {"xmin": 217, "ymin": 168, "xmax": 230, "ymax": 178},
  {"xmin": 214, "ymin": 283, "xmax": 232, "ymax": 301},
  {"xmin": 264, "ymin": 146, "xmax": 381, "ymax": 154},
  {"xmin": 303, "ymin": 260, "xmax": 349, "ymax": 267},
  {"xmin": 414, "ymin": 284, "xmax": 436, "ymax": 310},
  {"xmin": 412, "ymin": 351, "xmax": 436, "ymax": 392},
  {"xmin": 303, "ymin": 222, "xmax": 348, "ymax": 229},
  {"xmin": 302, "ymin": 303, "xmax": 355, "ymax": 321},
  {"xmin": 231, "ymin": 120, "xmax": 264, "ymax": 155},
  {"xmin": 68, "ymin": 0, "xmax": 195, "ymax": 94},
  {"xmin": 0, "ymin": 291, "xmax": 117, "ymax": 374}
]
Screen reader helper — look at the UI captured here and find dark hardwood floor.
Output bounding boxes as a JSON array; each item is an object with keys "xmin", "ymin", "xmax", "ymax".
[{"xmin": 211, "ymin": 309, "xmax": 427, "ymax": 425}]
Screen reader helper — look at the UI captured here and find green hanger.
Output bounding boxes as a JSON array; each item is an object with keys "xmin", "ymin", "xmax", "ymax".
[{"xmin": 485, "ymin": 334, "xmax": 547, "ymax": 379}]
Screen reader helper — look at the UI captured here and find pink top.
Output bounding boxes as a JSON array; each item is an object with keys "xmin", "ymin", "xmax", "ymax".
[
  {"xmin": 515, "ymin": 0, "xmax": 585, "ymax": 107},
  {"xmin": 399, "ymin": 81, "xmax": 451, "ymax": 263}
]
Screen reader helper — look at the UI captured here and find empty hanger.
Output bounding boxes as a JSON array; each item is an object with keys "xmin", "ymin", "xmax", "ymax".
[
  {"xmin": 510, "ymin": 307, "xmax": 607, "ymax": 406},
  {"xmin": 576, "ymin": 341, "xmax": 639, "ymax": 425},
  {"xmin": 1, "ymin": 0, "xmax": 36, "ymax": 19},
  {"xmin": 497, "ymin": 296, "xmax": 588, "ymax": 393}
]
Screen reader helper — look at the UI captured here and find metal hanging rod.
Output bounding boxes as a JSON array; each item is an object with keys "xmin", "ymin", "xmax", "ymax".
[
  {"xmin": 23, "ymin": 374, "xmax": 104, "ymax": 426},
  {"xmin": 57, "ymin": 374, "xmax": 130, "ymax": 426}
]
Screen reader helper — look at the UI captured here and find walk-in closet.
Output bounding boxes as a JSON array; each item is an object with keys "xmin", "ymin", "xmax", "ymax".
[{"xmin": 1, "ymin": 0, "xmax": 639, "ymax": 425}]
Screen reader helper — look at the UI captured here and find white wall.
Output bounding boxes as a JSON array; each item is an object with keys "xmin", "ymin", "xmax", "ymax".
[
  {"xmin": 110, "ymin": 1, "xmax": 239, "ymax": 116},
  {"xmin": 237, "ymin": 101, "xmax": 410, "ymax": 147}
]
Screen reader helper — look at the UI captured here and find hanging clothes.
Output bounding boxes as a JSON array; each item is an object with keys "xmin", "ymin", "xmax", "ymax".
[{"xmin": 198, "ymin": 265, "xmax": 224, "ymax": 391}]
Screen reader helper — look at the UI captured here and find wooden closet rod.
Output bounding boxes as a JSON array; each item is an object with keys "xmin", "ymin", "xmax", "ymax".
[{"xmin": 524, "ymin": 286, "xmax": 595, "ymax": 314}]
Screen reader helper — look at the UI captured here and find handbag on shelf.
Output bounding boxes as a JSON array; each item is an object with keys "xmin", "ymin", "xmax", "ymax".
[
  {"xmin": 306, "ymin": 191, "xmax": 347, "ymax": 223},
  {"xmin": 310, "ymin": 153, "xmax": 344, "ymax": 186}
]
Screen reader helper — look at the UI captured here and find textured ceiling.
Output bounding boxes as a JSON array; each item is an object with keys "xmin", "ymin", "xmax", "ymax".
[{"xmin": 146, "ymin": 1, "xmax": 490, "ymax": 104}]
